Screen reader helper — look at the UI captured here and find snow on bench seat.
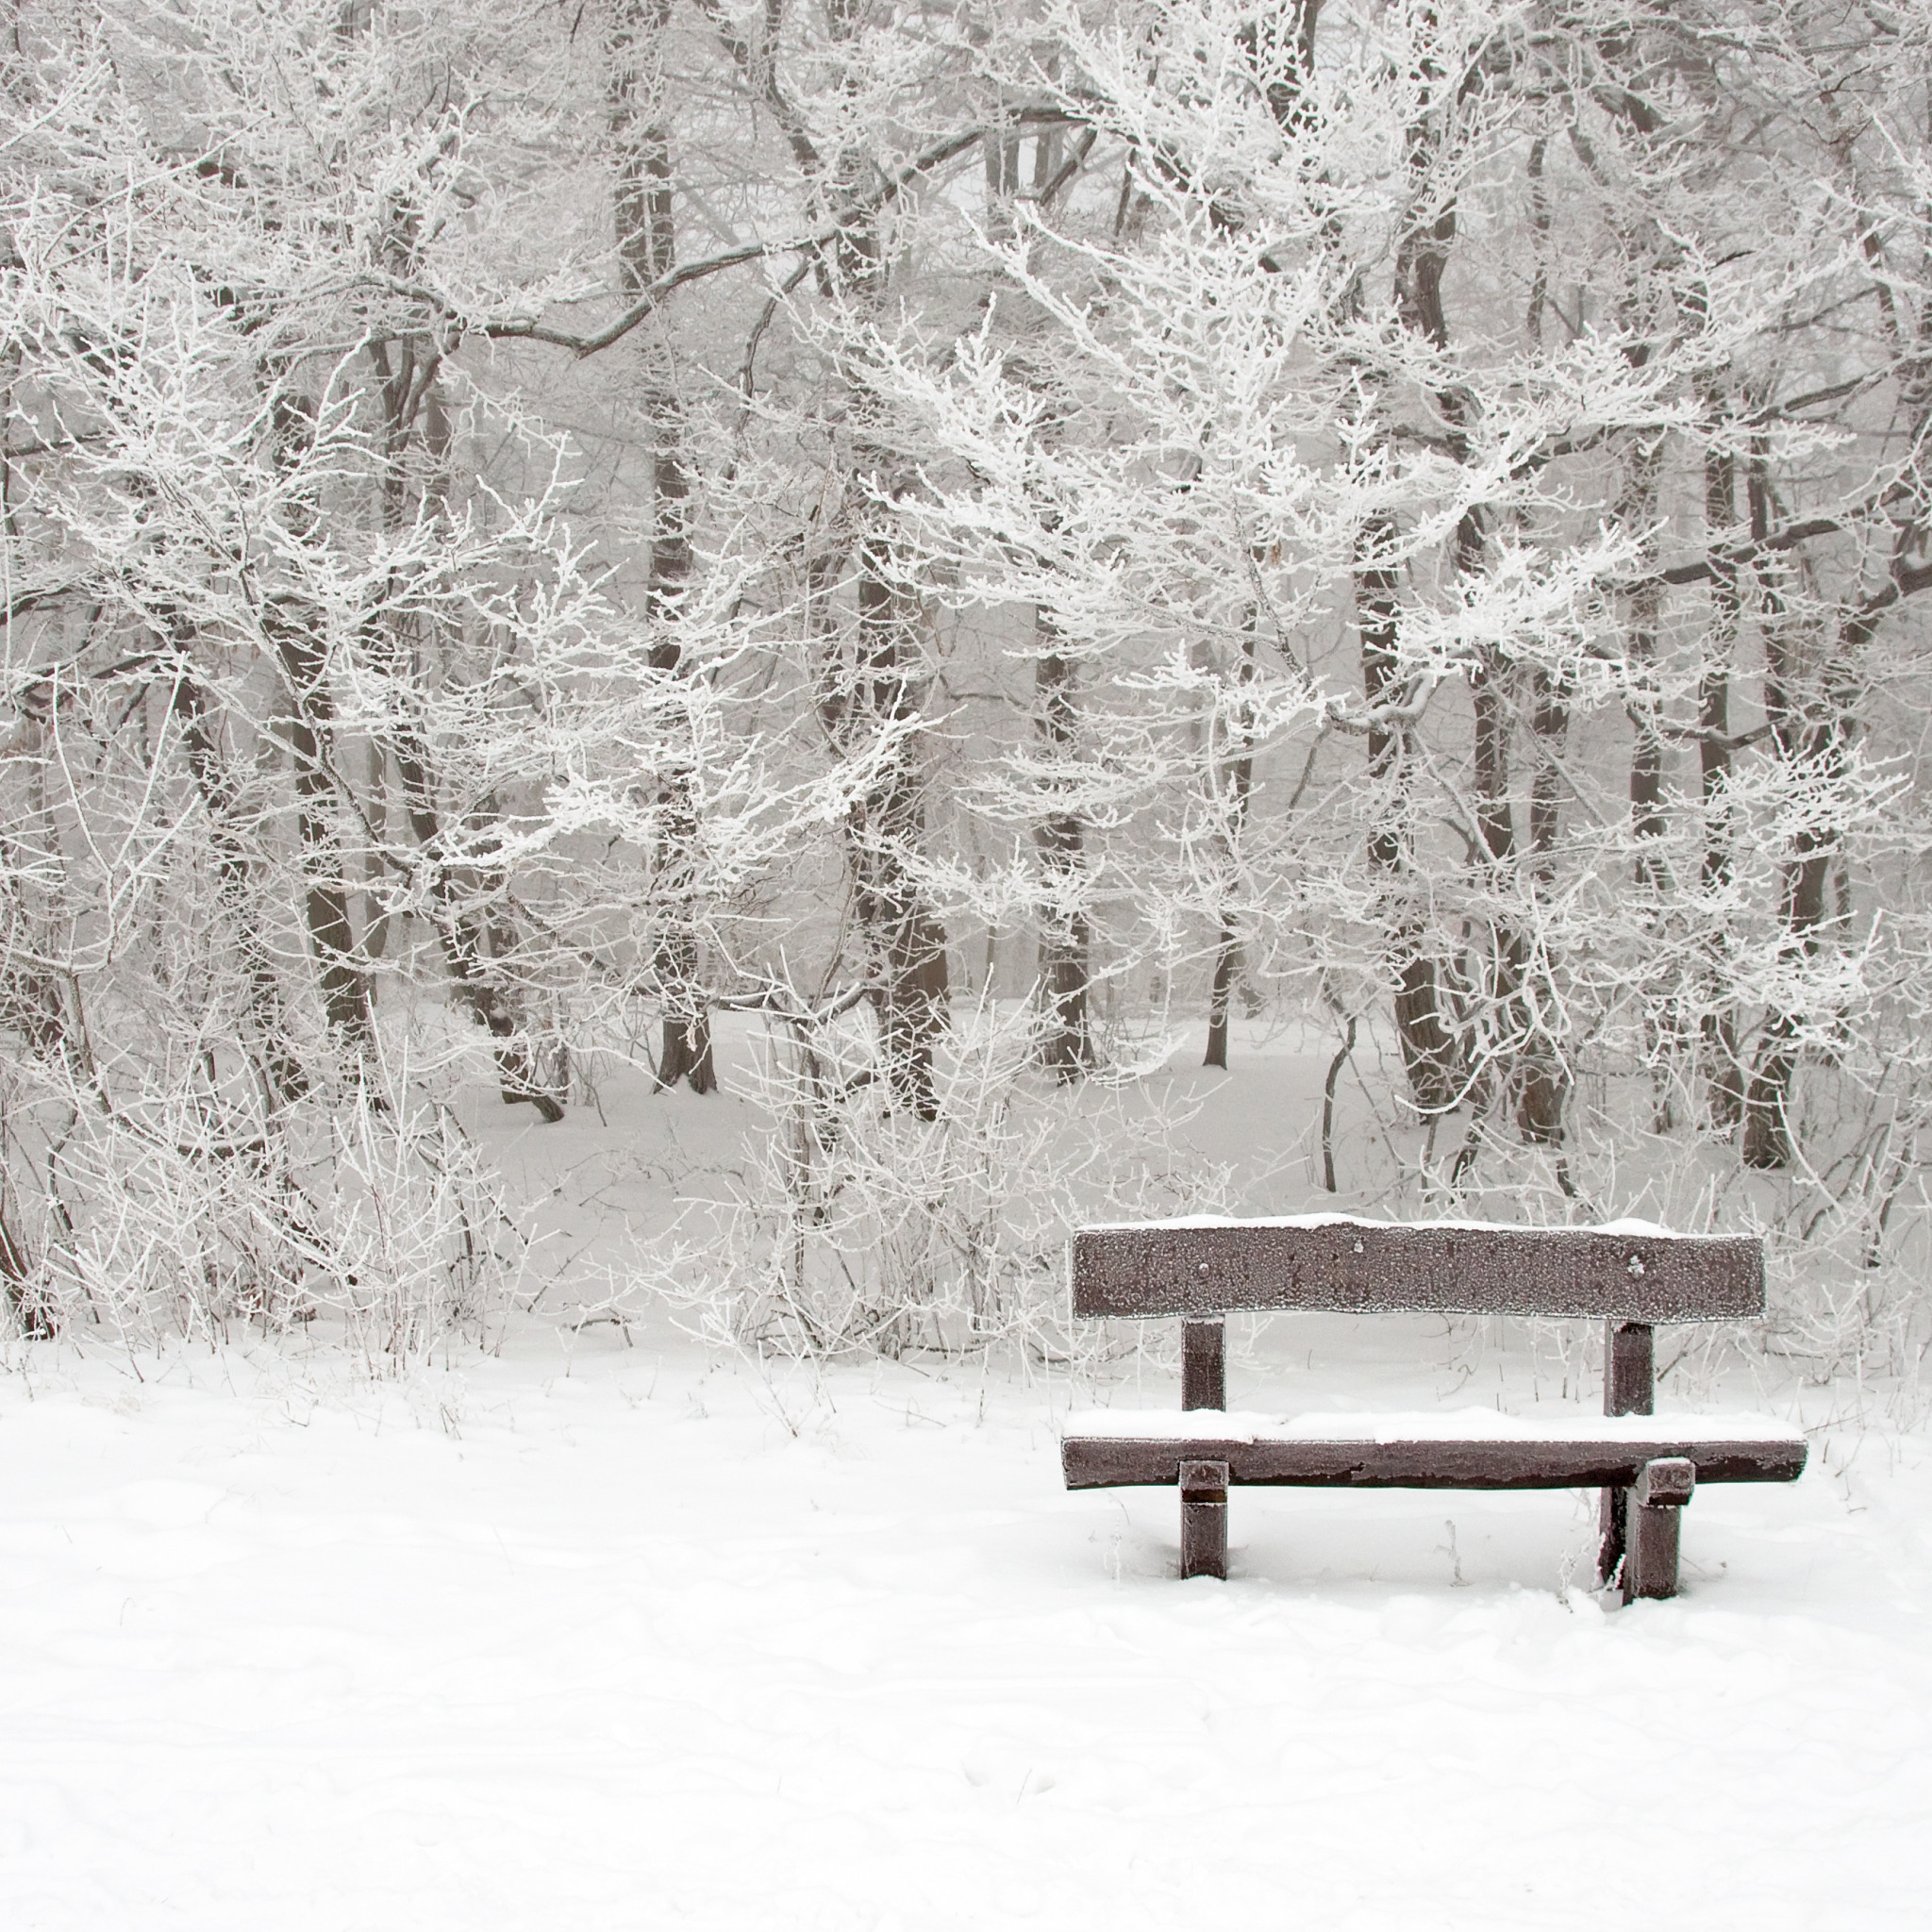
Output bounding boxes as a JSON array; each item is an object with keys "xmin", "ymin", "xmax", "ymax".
[
  {"xmin": 1060, "ymin": 1407, "xmax": 1807, "ymax": 1491},
  {"xmin": 1063, "ymin": 1407, "xmax": 1806, "ymax": 1444}
]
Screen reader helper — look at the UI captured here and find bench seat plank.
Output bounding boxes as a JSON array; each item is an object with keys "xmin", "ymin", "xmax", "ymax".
[{"xmin": 1062, "ymin": 1408, "xmax": 1807, "ymax": 1491}]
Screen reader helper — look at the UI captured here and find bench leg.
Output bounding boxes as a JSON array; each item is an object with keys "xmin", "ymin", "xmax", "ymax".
[
  {"xmin": 1596, "ymin": 1485, "xmax": 1628, "ymax": 1589},
  {"xmin": 1623, "ymin": 1457, "xmax": 1696, "ymax": 1604},
  {"xmin": 1598, "ymin": 1319, "xmax": 1655, "ymax": 1589},
  {"xmin": 1179, "ymin": 1458, "xmax": 1228, "ymax": 1580}
]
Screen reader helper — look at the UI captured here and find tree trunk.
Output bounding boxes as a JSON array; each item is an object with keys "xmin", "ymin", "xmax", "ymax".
[
  {"xmin": 1357, "ymin": 525, "xmax": 1459, "ymax": 1112},
  {"xmin": 849, "ymin": 538, "xmax": 949, "ymax": 1121},
  {"xmin": 1700, "ymin": 428, "xmax": 1743, "ymax": 1131},
  {"xmin": 365, "ymin": 347, "xmax": 561, "ymax": 1121},
  {"xmin": 1204, "ymin": 625, "xmax": 1256, "ymax": 1072},
  {"xmin": 1740, "ymin": 438, "xmax": 1808, "ymax": 1170},
  {"xmin": 1358, "ymin": 69, "xmax": 1478, "ymax": 1118},
  {"xmin": 388, "ymin": 732, "xmax": 562, "ymax": 1122},
  {"xmin": 815, "ymin": 14, "xmax": 949, "ymax": 1121},
  {"xmin": 170, "ymin": 667, "xmax": 307, "ymax": 1109},
  {"xmin": 265, "ymin": 392, "xmax": 375, "ymax": 1065},
  {"xmin": 1741, "ymin": 435, "xmax": 1865, "ymax": 1170},
  {"xmin": 1626, "ymin": 517, "xmax": 1668, "ymax": 876},
  {"xmin": 1517, "ymin": 667, "xmax": 1570, "ymax": 1147},
  {"xmin": 1033, "ymin": 619, "xmax": 1093, "ymax": 1080},
  {"xmin": 613, "ymin": 0, "xmax": 715, "ymax": 1095},
  {"xmin": 270, "ymin": 607, "xmax": 374, "ymax": 1060},
  {"xmin": 1619, "ymin": 432, "xmax": 1678, "ymax": 1132}
]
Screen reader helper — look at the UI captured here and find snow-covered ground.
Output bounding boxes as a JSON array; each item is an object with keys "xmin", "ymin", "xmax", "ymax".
[
  {"xmin": 5, "ymin": 1025, "xmax": 1928, "ymax": 1928},
  {"xmin": 3, "ymin": 1318, "xmax": 1927, "ymax": 1931}
]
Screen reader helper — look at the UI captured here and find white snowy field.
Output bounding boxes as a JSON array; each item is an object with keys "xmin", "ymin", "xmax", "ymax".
[
  {"xmin": 3, "ymin": 1317, "xmax": 1928, "ymax": 1932},
  {"xmin": 6, "ymin": 1023, "xmax": 1930, "ymax": 1929}
]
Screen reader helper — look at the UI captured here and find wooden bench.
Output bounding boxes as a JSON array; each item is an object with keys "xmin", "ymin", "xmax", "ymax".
[{"xmin": 1060, "ymin": 1216, "xmax": 1807, "ymax": 1601}]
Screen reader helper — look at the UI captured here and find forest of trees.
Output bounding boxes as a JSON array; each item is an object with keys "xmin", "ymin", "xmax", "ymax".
[{"xmin": 4, "ymin": 0, "xmax": 1931, "ymax": 1370}]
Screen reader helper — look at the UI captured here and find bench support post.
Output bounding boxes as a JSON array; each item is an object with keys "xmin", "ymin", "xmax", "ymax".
[
  {"xmin": 1597, "ymin": 1319, "xmax": 1655, "ymax": 1588},
  {"xmin": 1180, "ymin": 1324, "xmax": 1227, "ymax": 1576},
  {"xmin": 1182, "ymin": 1319, "xmax": 1225, "ymax": 1410},
  {"xmin": 1624, "ymin": 1457, "xmax": 1694, "ymax": 1602},
  {"xmin": 1179, "ymin": 1459, "xmax": 1228, "ymax": 1580}
]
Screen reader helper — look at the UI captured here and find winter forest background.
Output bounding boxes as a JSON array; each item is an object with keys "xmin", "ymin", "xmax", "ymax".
[{"xmin": 6, "ymin": 0, "xmax": 1932, "ymax": 1390}]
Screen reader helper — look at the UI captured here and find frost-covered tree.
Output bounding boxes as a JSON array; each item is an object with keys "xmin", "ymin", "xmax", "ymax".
[
  {"xmin": 848, "ymin": 0, "xmax": 1932, "ymax": 1266},
  {"xmin": 0, "ymin": 0, "xmax": 785, "ymax": 1343},
  {"xmin": 8, "ymin": 0, "xmax": 1932, "ymax": 1368}
]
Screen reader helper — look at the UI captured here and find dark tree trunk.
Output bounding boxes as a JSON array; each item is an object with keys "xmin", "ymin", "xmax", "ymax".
[
  {"xmin": 811, "ymin": 17, "xmax": 949, "ymax": 1122},
  {"xmin": 1204, "ymin": 627, "xmax": 1257, "ymax": 1072},
  {"xmin": 1202, "ymin": 941, "xmax": 1238, "ymax": 1073},
  {"xmin": 1743, "ymin": 706, "xmax": 1859, "ymax": 1165},
  {"xmin": 364, "ymin": 344, "xmax": 560, "ymax": 1121},
  {"xmin": 1740, "ymin": 437, "xmax": 1796, "ymax": 1168},
  {"xmin": 1517, "ymin": 667, "xmax": 1570, "ymax": 1148},
  {"xmin": 170, "ymin": 669, "xmax": 307, "ymax": 1109},
  {"xmin": 1513, "ymin": 223, "xmax": 1570, "ymax": 1148},
  {"xmin": 1624, "ymin": 440, "xmax": 1669, "ymax": 877},
  {"xmin": 848, "ymin": 541, "xmax": 949, "ymax": 1121},
  {"xmin": 1014, "ymin": 125, "xmax": 1093, "ymax": 1084},
  {"xmin": 1618, "ymin": 433, "xmax": 1677, "ymax": 1133},
  {"xmin": 1033, "ymin": 622, "xmax": 1093, "ymax": 1081},
  {"xmin": 389, "ymin": 735, "xmax": 562, "ymax": 1122},
  {"xmin": 613, "ymin": 0, "xmax": 716, "ymax": 1096},
  {"xmin": 270, "ymin": 609, "xmax": 374, "ymax": 1059},
  {"xmin": 1357, "ymin": 67, "xmax": 1485, "ymax": 1119},
  {"xmin": 1357, "ymin": 525, "xmax": 1458, "ymax": 1112},
  {"xmin": 265, "ymin": 394, "xmax": 374, "ymax": 1064},
  {"xmin": 1739, "ymin": 437, "xmax": 1850, "ymax": 1171},
  {"xmin": 1700, "ymin": 429, "xmax": 1743, "ymax": 1132}
]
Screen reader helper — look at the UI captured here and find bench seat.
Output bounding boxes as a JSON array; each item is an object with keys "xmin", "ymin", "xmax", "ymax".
[{"xmin": 1062, "ymin": 1407, "xmax": 1807, "ymax": 1491}]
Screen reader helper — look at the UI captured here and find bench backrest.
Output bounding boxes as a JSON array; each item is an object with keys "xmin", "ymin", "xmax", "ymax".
[{"xmin": 1072, "ymin": 1217, "xmax": 1763, "ymax": 1324}]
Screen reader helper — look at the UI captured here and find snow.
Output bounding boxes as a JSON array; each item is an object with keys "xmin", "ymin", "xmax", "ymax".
[
  {"xmin": 1083, "ymin": 1211, "xmax": 1702, "ymax": 1239},
  {"xmin": 2, "ymin": 1027, "xmax": 1924, "ymax": 1929},
  {"xmin": 3, "ymin": 1329, "xmax": 1927, "ymax": 1932},
  {"xmin": 1062, "ymin": 1407, "xmax": 1809, "ymax": 1446}
]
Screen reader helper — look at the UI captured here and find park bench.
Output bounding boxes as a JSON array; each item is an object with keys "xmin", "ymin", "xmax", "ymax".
[{"xmin": 1059, "ymin": 1216, "xmax": 1807, "ymax": 1601}]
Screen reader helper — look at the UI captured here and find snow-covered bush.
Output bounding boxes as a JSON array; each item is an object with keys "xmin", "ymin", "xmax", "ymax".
[
  {"xmin": 0, "ymin": 1029, "xmax": 519, "ymax": 1371},
  {"xmin": 635, "ymin": 994, "xmax": 1232, "ymax": 1361}
]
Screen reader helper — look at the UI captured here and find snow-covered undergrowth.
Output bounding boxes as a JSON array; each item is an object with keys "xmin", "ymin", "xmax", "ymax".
[
  {"xmin": 3, "ymin": 1312, "xmax": 1926, "ymax": 1931},
  {"xmin": 17, "ymin": 1011, "xmax": 1931, "ymax": 1400},
  {"xmin": 505, "ymin": 1012, "xmax": 1932, "ymax": 1405},
  {"xmin": 623, "ymin": 1000, "xmax": 1238, "ymax": 1361},
  {"xmin": 5, "ymin": 1034, "xmax": 524, "ymax": 1373}
]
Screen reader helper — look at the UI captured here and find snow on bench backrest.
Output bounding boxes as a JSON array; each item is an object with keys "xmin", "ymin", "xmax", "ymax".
[{"xmin": 1072, "ymin": 1215, "xmax": 1763, "ymax": 1324}]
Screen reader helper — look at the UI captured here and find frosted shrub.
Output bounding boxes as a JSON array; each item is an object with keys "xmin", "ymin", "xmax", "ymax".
[
  {"xmin": 8, "ymin": 1070, "xmax": 516, "ymax": 1374},
  {"xmin": 321, "ymin": 1096, "xmax": 519, "ymax": 1372},
  {"xmin": 1330, "ymin": 1011, "xmax": 1932, "ymax": 1407},
  {"xmin": 644, "ymin": 997, "xmax": 1231, "ymax": 1361}
]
